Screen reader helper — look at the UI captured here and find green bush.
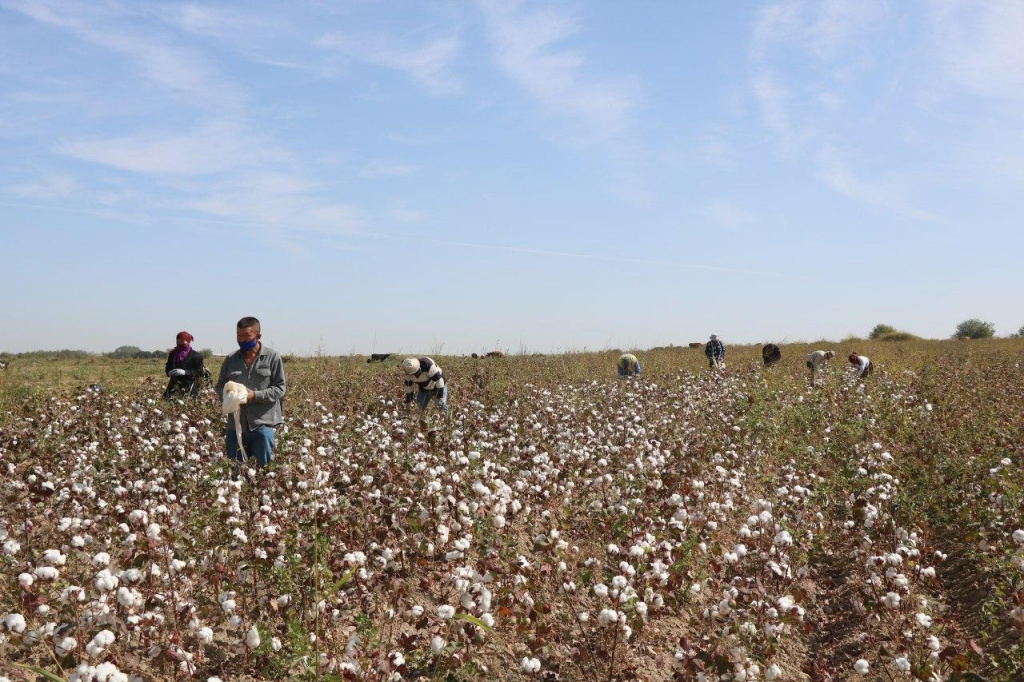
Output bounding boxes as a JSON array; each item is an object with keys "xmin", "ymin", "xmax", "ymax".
[
  {"xmin": 876, "ymin": 331, "xmax": 920, "ymax": 342},
  {"xmin": 869, "ymin": 324, "xmax": 896, "ymax": 340},
  {"xmin": 953, "ymin": 319, "xmax": 995, "ymax": 339}
]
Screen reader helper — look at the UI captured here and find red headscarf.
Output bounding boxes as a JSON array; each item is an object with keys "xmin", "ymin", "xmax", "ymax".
[{"xmin": 172, "ymin": 331, "xmax": 193, "ymax": 366}]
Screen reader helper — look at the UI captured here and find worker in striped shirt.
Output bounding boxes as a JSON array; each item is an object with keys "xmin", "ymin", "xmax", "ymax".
[
  {"xmin": 617, "ymin": 353, "xmax": 642, "ymax": 378},
  {"xmin": 402, "ymin": 357, "xmax": 448, "ymax": 412}
]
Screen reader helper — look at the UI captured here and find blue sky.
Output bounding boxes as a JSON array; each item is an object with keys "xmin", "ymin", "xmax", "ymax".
[{"xmin": 1, "ymin": 0, "xmax": 1022, "ymax": 355}]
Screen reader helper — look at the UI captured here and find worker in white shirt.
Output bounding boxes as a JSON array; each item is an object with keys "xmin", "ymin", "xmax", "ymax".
[{"xmin": 848, "ymin": 352, "xmax": 873, "ymax": 378}]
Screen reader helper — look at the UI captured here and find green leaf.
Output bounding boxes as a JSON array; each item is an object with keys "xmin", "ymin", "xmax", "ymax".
[
  {"xmin": 12, "ymin": 663, "xmax": 67, "ymax": 682},
  {"xmin": 454, "ymin": 613, "xmax": 493, "ymax": 631},
  {"xmin": 325, "ymin": 566, "xmax": 358, "ymax": 598}
]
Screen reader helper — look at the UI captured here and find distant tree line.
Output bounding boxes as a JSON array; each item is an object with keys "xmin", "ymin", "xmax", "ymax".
[{"xmin": 0, "ymin": 347, "xmax": 214, "ymax": 360}]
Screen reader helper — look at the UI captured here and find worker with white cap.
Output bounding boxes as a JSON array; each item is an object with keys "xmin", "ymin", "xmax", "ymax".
[
  {"xmin": 401, "ymin": 357, "xmax": 448, "ymax": 412},
  {"xmin": 705, "ymin": 334, "xmax": 726, "ymax": 369}
]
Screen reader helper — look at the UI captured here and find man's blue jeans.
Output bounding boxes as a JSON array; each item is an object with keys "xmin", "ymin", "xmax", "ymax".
[
  {"xmin": 416, "ymin": 384, "xmax": 448, "ymax": 412},
  {"xmin": 225, "ymin": 425, "xmax": 275, "ymax": 467}
]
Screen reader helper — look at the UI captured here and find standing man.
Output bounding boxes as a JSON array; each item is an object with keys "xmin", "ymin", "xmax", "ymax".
[
  {"xmin": 215, "ymin": 317, "xmax": 286, "ymax": 467},
  {"xmin": 617, "ymin": 353, "xmax": 642, "ymax": 378},
  {"xmin": 705, "ymin": 334, "xmax": 726, "ymax": 369},
  {"xmin": 402, "ymin": 357, "xmax": 448, "ymax": 412}
]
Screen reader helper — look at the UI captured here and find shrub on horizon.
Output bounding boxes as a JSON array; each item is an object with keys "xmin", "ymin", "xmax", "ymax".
[{"xmin": 953, "ymin": 319, "xmax": 995, "ymax": 340}]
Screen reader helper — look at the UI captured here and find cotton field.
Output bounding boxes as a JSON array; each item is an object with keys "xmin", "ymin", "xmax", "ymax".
[{"xmin": 1, "ymin": 345, "xmax": 1022, "ymax": 680}]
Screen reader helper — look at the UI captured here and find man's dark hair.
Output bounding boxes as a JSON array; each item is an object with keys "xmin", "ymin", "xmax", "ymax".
[{"xmin": 237, "ymin": 316, "xmax": 261, "ymax": 334}]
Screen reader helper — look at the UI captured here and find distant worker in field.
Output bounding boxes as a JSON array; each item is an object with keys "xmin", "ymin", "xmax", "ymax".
[
  {"xmin": 705, "ymin": 334, "xmax": 726, "ymax": 369},
  {"xmin": 214, "ymin": 317, "xmax": 287, "ymax": 468},
  {"xmin": 762, "ymin": 343, "xmax": 782, "ymax": 367},
  {"xmin": 402, "ymin": 357, "xmax": 448, "ymax": 412},
  {"xmin": 617, "ymin": 353, "xmax": 642, "ymax": 378},
  {"xmin": 805, "ymin": 350, "xmax": 835, "ymax": 380},
  {"xmin": 163, "ymin": 331, "xmax": 206, "ymax": 398},
  {"xmin": 848, "ymin": 352, "xmax": 873, "ymax": 378}
]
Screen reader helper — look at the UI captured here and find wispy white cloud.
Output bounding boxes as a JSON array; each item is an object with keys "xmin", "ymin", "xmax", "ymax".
[
  {"xmin": 814, "ymin": 148, "xmax": 935, "ymax": 221},
  {"xmin": 696, "ymin": 202, "xmax": 756, "ymax": 233},
  {"xmin": 5, "ymin": 173, "xmax": 77, "ymax": 199},
  {"xmin": 477, "ymin": 0, "xmax": 638, "ymax": 143},
  {"xmin": 58, "ymin": 122, "xmax": 284, "ymax": 175},
  {"xmin": 360, "ymin": 162, "xmax": 415, "ymax": 179},
  {"xmin": 751, "ymin": 72, "xmax": 796, "ymax": 151},
  {"xmin": 185, "ymin": 171, "xmax": 366, "ymax": 236},
  {"xmin": 315, "ymin": 32, "xmax": 463, "ymax": 95},
  {"xmin": 378, "ymin": 233, "xmax": 785, "ymax": 277},
  {"xmin": 748, "ymin": 0, "xmax": 937, "ymax": 219},
  {"xmin": 0, "ymin": 0, "xmax": 244, "ymax": 111},
  {"xmin": 385, "ymin": 207, "xmax": 427, "ymax": 224},
  {"xmin": 753, "ymin": 0, "xmax": 884, "ymax": 59},
  {"xmin": 929, "ymin": 0, "xmax": 1024, "ymax": 102}
]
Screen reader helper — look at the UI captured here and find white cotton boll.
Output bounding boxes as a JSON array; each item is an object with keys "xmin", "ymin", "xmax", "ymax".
[
  {"xmin": 854, "ymin": 659, "xmax": 869, "ymax": 675},
  {"xmin": 774, "ymin": 530, "xmax": 793, "ymax": 547},
  {"xmin": 520, "ymin": 657, "xmax": 541, "ymax": 673},
  {"xmin": 883, "ymin": 592, "xmax": 900, "ymax": 608},
  {"xmin": 93, "ymin": 552, "xmax": 111, "ymax": 566},
  {"xmin": 593, "ymin": 584, "xmax": 609, "ymax": 598},
  {"xmin": 18, "ymin": 573, "xmax": 34, "ymax": 589},
  {"xmin": 95, "ymin": 569, "xmax": 119, "ymax": 592},
  {"xmin": 927, "ymin": 635, "xmax": 940, "ymax": 651},
  {"xmin": 894, "ymin": 657, "xmax": 910, "ymax": 672},
  {"xmin": 431, "ymin": 635, "xmax": 445, "ymax": 653},
  {"xmin": 1, "ymin": 612, "xmax": 33, "ymax": 642},
  {"xmin": 606, "ymin": 544, "xmax": 619, "ymax": 554},
  {"xmin": 920, "ymin": 566, "xmax": 936, "ymax": 579},
  {"xmin": 120, "ymin": 568, "xmax": 142, "ymax": 583},
  {"xmin": 35, "ymin": 566, "xmax": 59, "ymax": 580},
  {"xmin": 777, "ymin": 595, "xmax": 795, "ymax": 611},
  {"xmin": 93, "ymin": 662, "xmax": 127, "ymax": 682},
  {"xmin": 635, "ymin": 602, "xmax": 648, "ymax": 617},
  {"xmin": 272, "ymin": 637, "xmax": 282, "ymax": 652},
  {"xmin": 86, "ymin": 629, "xmax": 115, "ymax": 656},
  {"xmin": 197, "ymin": 627, "xmax": 214, "ymax": 644},
  {"xmin": 611, "ymin": 576, "xmax": 627, "ymax": 590},
  {"xmin": 437, "ymin": 605, "xmax": 455, "ymax": 620},
  {"xmin": 916, "ymin": 613, "xmax": 932, "ymax": 627},
  {"xmin": 765, "ymin": 663, "xmax": 782, "ymax": 680},
  {"xmin": 410, "ymin": 605, "xmax": 424, "ymax": 618},
  {"xmin": 221, "ymin": 599, "xmax": 236, "ymax": 614},
  {"xmin": 1013, "ymin": 529, "xmax": 1024, "ymax": 545},
  {"xmin": 228, "ymin": 615, "xmax": 243, "ymax": 628},
  {"xmin": 480, "ymin": 612, "xmax": 495, "ymax": 627},
  {"xmin": 146, "ymin": 523, "xmax": 161, "ymax": 540},
  {"xmin": 245, "ymin": 626, "xmax": 261, "ymax": 649},
  {"xmin": 598, "ymin": 609, "xmax": 618, "ymax": 624},
  {"xmin": 55, "ymin": 636, "xmax": 77, "ymax": 656},
  {"xmin": 578, "ymin": 612, "xmax": 590, "ymax": 622},
  {"xmin": 3, "ymin": 539, "xmax": 20, "ymax": 555}
]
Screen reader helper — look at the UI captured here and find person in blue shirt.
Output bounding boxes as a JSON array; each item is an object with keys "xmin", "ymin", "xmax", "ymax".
[{"xmin": 705, "ymin": 334, "xmax": 725, "ymax": 369}]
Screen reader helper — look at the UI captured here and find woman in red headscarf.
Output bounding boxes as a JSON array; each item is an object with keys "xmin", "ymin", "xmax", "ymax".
[{"xmin": 163, "ymin": 331, "xmax": 206, "ymax": 398}]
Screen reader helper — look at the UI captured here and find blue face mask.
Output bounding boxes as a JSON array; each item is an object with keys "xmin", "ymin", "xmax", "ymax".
[{"xmin": 238, "ymin": 339, "xmax": 258, "ymax": 351}]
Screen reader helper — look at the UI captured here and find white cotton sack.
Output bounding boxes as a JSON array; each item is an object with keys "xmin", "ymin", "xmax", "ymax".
[{"xmin": 222, "ymin": 381, "xmax": 249, "ymax": 461}]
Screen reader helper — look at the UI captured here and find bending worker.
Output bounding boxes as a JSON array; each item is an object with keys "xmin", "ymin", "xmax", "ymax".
[
  {"xmin": 402, "ymin": 357, "xmax": 448, "ymax": 412},
  {"xmin": 848, "ymin": 351, "xmax": 873, "ymax": 378},
  {"xmin": 617, "ymin": 353, "xmax": 642, "ymax": 378},
  {"xmin": 705, "ymin": 334, "xmax": 726, "ymax": 369}
]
